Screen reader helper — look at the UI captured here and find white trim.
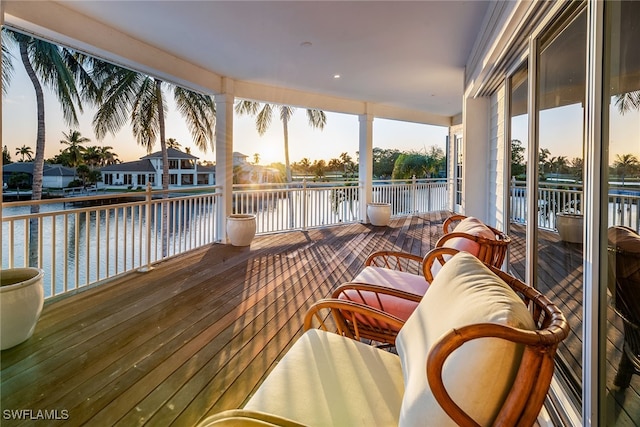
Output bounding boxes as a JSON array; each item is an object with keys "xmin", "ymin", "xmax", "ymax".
[{"xmin": 583, "ymin": 1, "xmax": 605, "ymax": 424}]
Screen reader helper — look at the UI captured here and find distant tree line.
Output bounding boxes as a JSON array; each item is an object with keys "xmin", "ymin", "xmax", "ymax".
[{"xmin": 511, "ymin": 139, "xmax": 639, "ymax": 183}]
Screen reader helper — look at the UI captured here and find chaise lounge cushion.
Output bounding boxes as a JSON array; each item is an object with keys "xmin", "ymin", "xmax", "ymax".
[
  {"xmin": 440, "ymin": 216, "xmax": 496, "ymax": 255},
  {"xmin": 243, "ymin": 328, "xmax": 404, "ymax": 426},
  {"xmin": 396, "ymin": 252, "xmax": 535, "ymax": 426}
]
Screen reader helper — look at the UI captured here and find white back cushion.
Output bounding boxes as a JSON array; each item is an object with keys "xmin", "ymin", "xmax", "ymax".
[
  {"xmin": 441, "ymin": 217, "xmax": 496, "ymax": 255},
  {"xmin": 396, "ymin": 252, "xmax": 535, "ymax": 426}
]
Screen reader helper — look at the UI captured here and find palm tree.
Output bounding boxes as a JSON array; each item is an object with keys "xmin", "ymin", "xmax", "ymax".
[
  {"xmin": 253, "ymin": 153, "xmax": 260, "ymax": 165},
  {"xmin": 92, "ymin": 64, "xmax": 215, "ymax": 255},
  {"xmin": 235, "ymin": 100, "xmax": 326, "ymax": 183},
  {"xmin": 60, "ymin": 129, "xmax": 91, "ymax": 167},
  {"xmin": 166, "ymin": 138, "xmax": 182, "ymax": 150},
  {"xmin": 4, "ymin": 30, "xmax": 92, "ymax": 212},
  {"xmin": 15, "ymin": 145, "xmax": 34, "ymax": 162},
  {"xmin": 613, "ymin": 154, "xmax": 640, "ymax": 185},
  {"xmin": 97, "ymin": 146, "xmax": 120, "ymax": 166},
  {"xmin": 92, "ymin": 65, "xmax": 215, "ymax": 192}
]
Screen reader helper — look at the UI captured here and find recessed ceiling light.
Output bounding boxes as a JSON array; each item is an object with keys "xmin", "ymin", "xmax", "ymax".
[
  {"xmin": 300, "ymin": 41, "xmax": 312, "ymax": 47},
  {"xmin": 333, "ymin": 74, "xmax": 341, "ymax": 79}
]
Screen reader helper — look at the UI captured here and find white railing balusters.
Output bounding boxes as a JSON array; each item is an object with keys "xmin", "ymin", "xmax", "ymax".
[{"xmin": 3, "ymin": 181, "xmax": 452, "ymax": 299}]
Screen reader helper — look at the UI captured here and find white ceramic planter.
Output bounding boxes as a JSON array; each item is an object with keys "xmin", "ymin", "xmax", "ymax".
[
  {"xmin": 226, "ymin": 214, "xmax": 257, "ymax": 246},
  {"xmin": 367, "ymin": 202, "xmax": 392, "ymax": 226},
  {"xmin": 556, "ymin": 213, "xmax": 583, "ymax": 243},
  {"xmin": 1, "ymin": 267, "xmax": 45, "ymax": 350}
]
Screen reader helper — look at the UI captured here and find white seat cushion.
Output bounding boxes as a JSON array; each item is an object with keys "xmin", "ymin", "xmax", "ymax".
[
  {"xmin": 244, "ymin": 329, "xmax": 405, "ymax": 426},
  {"xmin": 396, "ymin": 252, "xmax": 535, "ymax": 426}
]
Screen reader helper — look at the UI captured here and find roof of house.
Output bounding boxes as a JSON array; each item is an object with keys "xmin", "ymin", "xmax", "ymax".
[
  {"xmin": 101, "ymin": 159, "xmax": 156, "ymax": 172},
  {"xmin": 2, "ymin": 162, "xmax": 76, "ymax": 176},
  {"xmin": 141, "ymin": 148, "xmax": 198, "ymax": 160},
  {"xmin": 197, "ymin": 165, "xmax": 215, "ymax": 173}
]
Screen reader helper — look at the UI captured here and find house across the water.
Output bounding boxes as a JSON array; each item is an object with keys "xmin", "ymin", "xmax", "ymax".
[{"xmin": 100, "ymin": 148, "xmax": 215, "ymax": 189}]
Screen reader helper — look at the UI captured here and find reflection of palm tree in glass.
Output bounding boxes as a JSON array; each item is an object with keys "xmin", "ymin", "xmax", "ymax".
[
  {"xmin": 615, "ymin": 90, "xmax": 640, "ymax": 115},
  {"xmin": 613, "ymin": 154, "xmax": 640, "ymax": 186}
]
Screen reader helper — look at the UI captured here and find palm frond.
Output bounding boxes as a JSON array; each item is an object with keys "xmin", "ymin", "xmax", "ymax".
[
  {"xmin": 131, "ymin": 76, "xmax": 161, "ymax": 151},
  {"xmin": 174, "ymin": 86, "xmax": 216, "ymax": 152},
  {"xmin": 29, "ymin": 39, "xmax": 83, "ymax": 125},
  {"xmin": 279, "ymin": 105, "xmax": 294, "ymax": 123},
  {"xmin": 256, "ymin": 104, "xmax": 274, "ymax": 136},
  {"xmin": 1, "ymin": 35, "xmax": 14, "ymax": 94},
  {"xmin": 234, "ymin": 99, "xmax": 260, "ymax": 116},
  {"xmin": 615, "ymin": 90, "xmax": 640, "ymax": 115},
  {"xmin": 93, "ymin": 69, "xmax": 142, "ymax": 139},
  {"xmin": 306, "ymin": 109, "xmax": 327, "ymax": 130}
]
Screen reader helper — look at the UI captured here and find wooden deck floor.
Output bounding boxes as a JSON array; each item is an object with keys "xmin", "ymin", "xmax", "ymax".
[
  {"xmin": 0, "ymin": 212, "xmax": 450, "ymax": 426},
  {"xmin": 2, "ymin": 212, "xmax": 638, "ymax": 426}
]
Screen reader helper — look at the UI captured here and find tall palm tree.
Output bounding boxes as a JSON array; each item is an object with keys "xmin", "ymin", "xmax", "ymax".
[
  {"xmin": 235, "ymin": 100, "xmax": 326, "ymax": 183},
  {"xmin": 15, "ymin": 145, "xmax": 34, "ymax": 162},
  {"xmin": 92, "ymin": 65, "xmax": 215, "ymax": 192},
  {"xmin": 60, "ymin": 129, "xmax": 90, "ymax": 167},
  {"xmin": 4, "ymin": 30, "xmax": 92, "ymax": 212},
  {"xmin": 92, "ymin": 64, "xmax": 215, "ymax": 256}
]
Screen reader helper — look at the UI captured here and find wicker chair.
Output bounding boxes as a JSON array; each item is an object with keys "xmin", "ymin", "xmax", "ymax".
[
  {"xmin": 302, "ymin": 253, "xmax": 570, "ymax": 425},
  {"xmin": 333, "ymin": 216, "xmax": 511, "ymax": 338},
  {"xmin": 608, "ymin": 226, "xmax": 640, "ymax": 389},
  {"xmin": 308, "ymin": 254, "xmax": 563, "ymax": 346}
]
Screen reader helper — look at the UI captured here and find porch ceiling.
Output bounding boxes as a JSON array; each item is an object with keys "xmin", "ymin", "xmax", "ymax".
[{"xmin": 4, "ymin": 1, "xmax": 492, "ymax": 122}]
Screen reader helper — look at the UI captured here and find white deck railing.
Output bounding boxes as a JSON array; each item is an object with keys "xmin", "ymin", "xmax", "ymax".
[
  {"xmin": 2, "ymin": 179, "xmax": 449, "ymax": 300},
  {"xmin": 510, "ymin": 180, "xmax": 640, "ymax": 232}
]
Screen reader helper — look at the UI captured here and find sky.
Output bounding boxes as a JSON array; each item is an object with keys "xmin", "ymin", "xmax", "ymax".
[{"xmin": 2, "ymin": 46, "xmax": 448, "ymax": 166}]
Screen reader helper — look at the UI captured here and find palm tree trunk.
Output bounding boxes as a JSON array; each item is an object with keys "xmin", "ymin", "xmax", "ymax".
[
  {"xmin": 282, "ymin": 118, "xmax": 296, "ymax": 227},
  {"xmin": 156, "ymin": 79, "xmax": 169, "ymax": 257},
  {"xmin": 20, "ymin": 40, "xmax": 45, "ymax": 267}
]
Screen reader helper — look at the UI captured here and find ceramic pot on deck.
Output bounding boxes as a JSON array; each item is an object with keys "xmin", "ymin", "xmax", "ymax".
[
  {"xmin": 1, "ymin": 268, "xmax": 45, "ymax": 350},
  {"xmin": 226, "ymin": 214, "xmax": 257, "ymax": 246},
  {"xmin": 367, "ymin": 202, "xmax": 392, "ymax": 226}
]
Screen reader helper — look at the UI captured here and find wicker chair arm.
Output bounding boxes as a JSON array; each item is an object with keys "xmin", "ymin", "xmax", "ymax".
[
  {"xmin": 427, "ymin": 318, "xmax": 570, "ymax": 427},
  {"xmin": 304, "ymin": 298, "xmax": 405, "ymax": 343},
  {"xmin": 443, "ymin": 214, "xmax": 468, "ymax": 233},
  {"xmin": 422, "ymin": 247, "xmax": 461, "ymax": 282},
  {"xmin": 331, "ymin": 281, "xmax": 424, "ymax": 302},
  {"xmin": 365, "ymin": 250, "xmax": 424, "ymax": 273}
]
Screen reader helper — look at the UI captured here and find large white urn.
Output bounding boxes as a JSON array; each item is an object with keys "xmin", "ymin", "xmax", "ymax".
[
  {"xmin": 556, "ymin": 213, "xmax": 583, "ymax": 243},
  {"xmin": 1, "ymin": 268, "xmax": 45, "ymax": 350},
  {"xmin": 226, "ymin": 214, "xmax": 257, "ymax": 246},
  {"xmin": 367, "ymin": 202, "xmax": 392, "ymax": 226}
]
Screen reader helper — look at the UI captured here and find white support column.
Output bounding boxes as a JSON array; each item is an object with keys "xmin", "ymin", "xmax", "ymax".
[
  {"xmin": 214, "ymin": 79, "xmax": 235, "ymax": 243},
  {"xmin": 358, "ymin": 107, "xmax": 374, "ymax": 223},
  {"xmin": 462, "ymin": 93, "xmax": 490, "ymax": 221}
]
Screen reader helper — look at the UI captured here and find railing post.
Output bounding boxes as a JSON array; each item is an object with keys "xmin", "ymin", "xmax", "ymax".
[
  {"xmin": 427, "ymin": 180, "xmax": 431, "ymax": 212},
  {"xmin": 139, "ymin": 183, "xmax": 154, "ymax": 272},
  {"xmin": 412, "ymin": 175, "xmax": 417, "ymax": 213},
  {"xmin": 302, "ymin": 179, "xmax": 308, "ymax": 230}
]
